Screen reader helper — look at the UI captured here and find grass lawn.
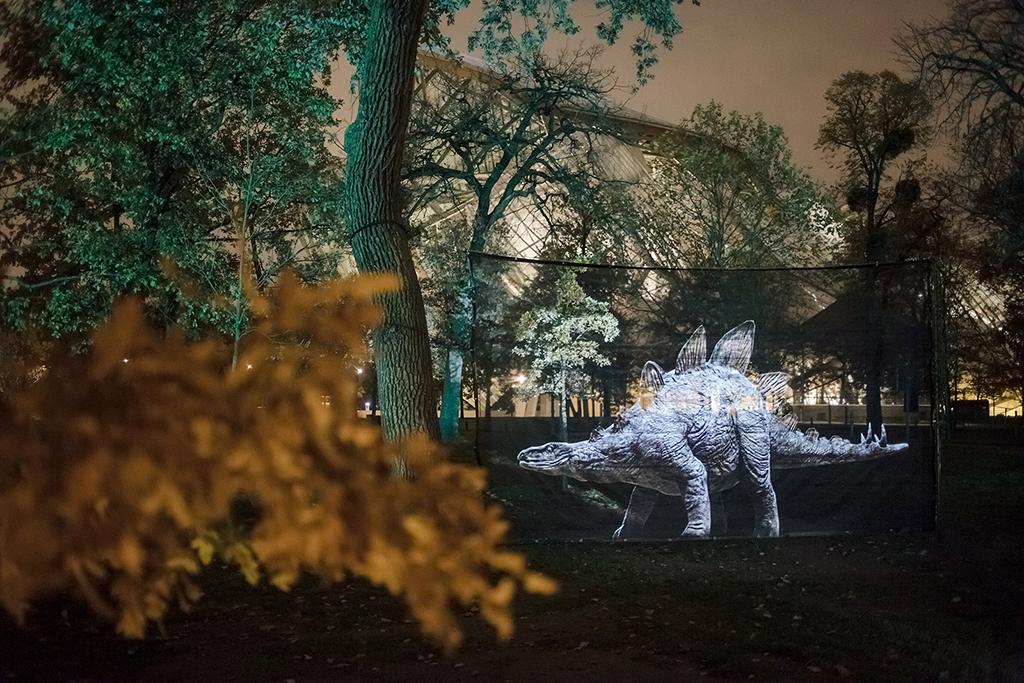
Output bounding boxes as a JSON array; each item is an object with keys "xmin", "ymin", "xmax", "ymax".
[{"xmin": 2, "ymin": 442, "xmax": 1022, "ymax": 682}]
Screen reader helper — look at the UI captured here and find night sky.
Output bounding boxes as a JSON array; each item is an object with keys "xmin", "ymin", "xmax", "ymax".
[
  {"xmin": 333, "ymin": 0, "xmax": 950, "ymax": 184},
  {"xmin": 559, "ymin": 0, "xmax": 949, "ymax": 183}
]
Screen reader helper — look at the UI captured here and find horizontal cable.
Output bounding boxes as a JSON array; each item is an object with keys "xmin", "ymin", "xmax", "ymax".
[{"xmin": 469, "ymin": 250, "xmax": 931, "ymax": 273}]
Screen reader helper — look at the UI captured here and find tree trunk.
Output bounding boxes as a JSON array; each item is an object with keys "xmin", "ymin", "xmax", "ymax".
[
  {"xmin": 439, "ymin": 347, "xmax": 464, "ymax": 441},
  {"xmin": 439, "ymin": 220, "xmax": 488, "ymax": 441},
  {"xmin": 484, "ymin": 370, "xmax": 493, "ymax": 419},
  {"xmin": 343, "ymin": 0, "xmax": 437, "ymax": 441},
  {"xmin": 439, "ymin": 271, "xmax": 473, "ymax": 441},
  {"xmin": 863, "ymin": 281, "xmax": 884, "ymax": 434},
  {"xmin": 863, "ymin": 206, "xmax": 884, "ymax": 435},
  {"xmin": 865, "ymin": 351, "xmax": 883, "ymax": 433},
  {"xmin": 558, "ymin": 370, "xmax": 568, "ymax": 442},
  {"xmin": 602, "ymin": 377, "xmax": 612, "ymax": 426}
]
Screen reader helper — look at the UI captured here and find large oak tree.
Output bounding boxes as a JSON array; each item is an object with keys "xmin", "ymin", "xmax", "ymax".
[{"xmin": 341, "ymin": 0, "xmax": 700, "ymax": 440}]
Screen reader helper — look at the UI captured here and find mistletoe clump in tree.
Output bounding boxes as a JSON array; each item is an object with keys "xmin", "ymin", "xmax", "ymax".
[{"xmin": 514, "ymin": 269, "xmax": 619, "ymax": 441}]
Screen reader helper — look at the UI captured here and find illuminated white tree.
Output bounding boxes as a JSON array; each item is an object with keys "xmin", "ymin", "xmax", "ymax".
[{"xmin": 514, "ymin": 270, "xmax": 619, "ymax": 441}]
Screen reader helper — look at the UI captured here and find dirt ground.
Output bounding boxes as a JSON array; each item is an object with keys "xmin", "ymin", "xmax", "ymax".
[{"xmin": 2, "ymin": 442, "xmax": 1022, "ymax": 682}]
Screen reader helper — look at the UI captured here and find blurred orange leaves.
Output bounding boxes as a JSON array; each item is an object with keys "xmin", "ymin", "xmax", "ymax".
[{"xmin": 0, "ymin": 272, "xmax": 554, "ymax": 648}]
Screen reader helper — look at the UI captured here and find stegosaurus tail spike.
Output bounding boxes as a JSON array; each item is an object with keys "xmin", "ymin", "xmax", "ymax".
[
  {"xmin": 676, "ymin": 325, "xmax": 707, "ymax": 372},
  {"xmin": 709, "ymin": 321, "xmax": 755, "ymax": 374}
]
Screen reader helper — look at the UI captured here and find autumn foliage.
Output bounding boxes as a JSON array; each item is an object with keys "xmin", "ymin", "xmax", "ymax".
[{"xmin": 0, "ymin": 273, "xmax": 554, "ymax": 648}]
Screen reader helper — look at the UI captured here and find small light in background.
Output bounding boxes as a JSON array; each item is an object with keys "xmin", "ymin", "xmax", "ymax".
[
  {"xmin": 122, "ymin": 358, "xmax": 130, "ymax": 364},
  {"xmin": 364, "ymin": 401, "xmax": 371, "ymax": 413},
  {"xmin": 246, "ymin": 363, "xmax": 253, "ymax": 370},
  {"xmin": 356, "ymin": 367, "xmax": 364, "ymax": 375}
]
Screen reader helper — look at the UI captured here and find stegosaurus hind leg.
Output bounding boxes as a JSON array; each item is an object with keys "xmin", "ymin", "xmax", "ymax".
[
  {"xmin": 735, "ymin": 411, "xmax": 780, "ymax": 537},
  {"xmin": 613, "ymin": 486, "xmax": 659, "ymax": 539}
]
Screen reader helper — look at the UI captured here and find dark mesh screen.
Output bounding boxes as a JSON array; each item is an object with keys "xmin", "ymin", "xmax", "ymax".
[{"xmin": 467, "ymin": 253, "xmax": 938, "ymax": 541}]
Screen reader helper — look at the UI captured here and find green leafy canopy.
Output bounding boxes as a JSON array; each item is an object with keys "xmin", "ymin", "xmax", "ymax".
[
  {"xmin": 349, "ymin": 0, "xmax": 698, "ymax": 85},
  {"xmin": 1, "ymin": 0, "xmax": 349, "ymax": 338}
]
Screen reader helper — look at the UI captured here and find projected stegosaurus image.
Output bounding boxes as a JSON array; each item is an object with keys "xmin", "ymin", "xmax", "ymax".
[{"xmin": 517, "ymin": 321, "xmax": 909, "ymax": 538}]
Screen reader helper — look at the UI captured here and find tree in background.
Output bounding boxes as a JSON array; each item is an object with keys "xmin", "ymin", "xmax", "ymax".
[
  {"xmin": 816, "ymin": 71, "xmax": 933, "ymax": 432},
  {"xmin": 0, "ymin": 0, "xmax": 346, "ymax": 343},
  {"xmin": 405, "ymin": 49, "xmax": 622, "ymax": 441},
  {"xmin": 644, "ymin": 102, "xmax": 838, "ymax": 269},
  {"xmin": 898, "ymin": 0, "xmax": 1023, "ymax": 179},
  {"xmin": 900, "ymin": 0, "xmax": 1024, "ymax": 409},
  {"xmin": 340, "ymin": 0, "xmax": 699, "ymax": 440},
  {"xmin": 816, "ymin": 72, "xmax": 933, "ymax": 265},
  {"xmin": 601, "ymin": 103, "xmax": 839, "ymax": 382},
  {"xmin": 545, "ymin": 175, "xmax": 646, "ymax": 264},
  {"xmin": 536, "ymin": 176, "xmax": 651, "ymax": 417},
  {"xmin": 514, "ymin": 269, "xmax": 619, "ymax": 441}
]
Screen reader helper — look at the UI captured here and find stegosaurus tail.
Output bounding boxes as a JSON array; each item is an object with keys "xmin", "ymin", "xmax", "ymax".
[
  {"xmin": 771, "ymin": 423, "xmax": 909, "ymax": 468},
  {"xmin": 751, "ymin": 367, "xmax": 909, "ymax": 467}
]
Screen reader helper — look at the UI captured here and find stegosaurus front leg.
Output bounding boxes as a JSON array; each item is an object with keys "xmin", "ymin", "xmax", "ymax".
[
  {"xmin": 678, "ymin": 457, "xmax": 712, "ymax": 537},
  {"xmin": 637, "ymin": 435, "xmax": 711, "ymax": 538}
]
